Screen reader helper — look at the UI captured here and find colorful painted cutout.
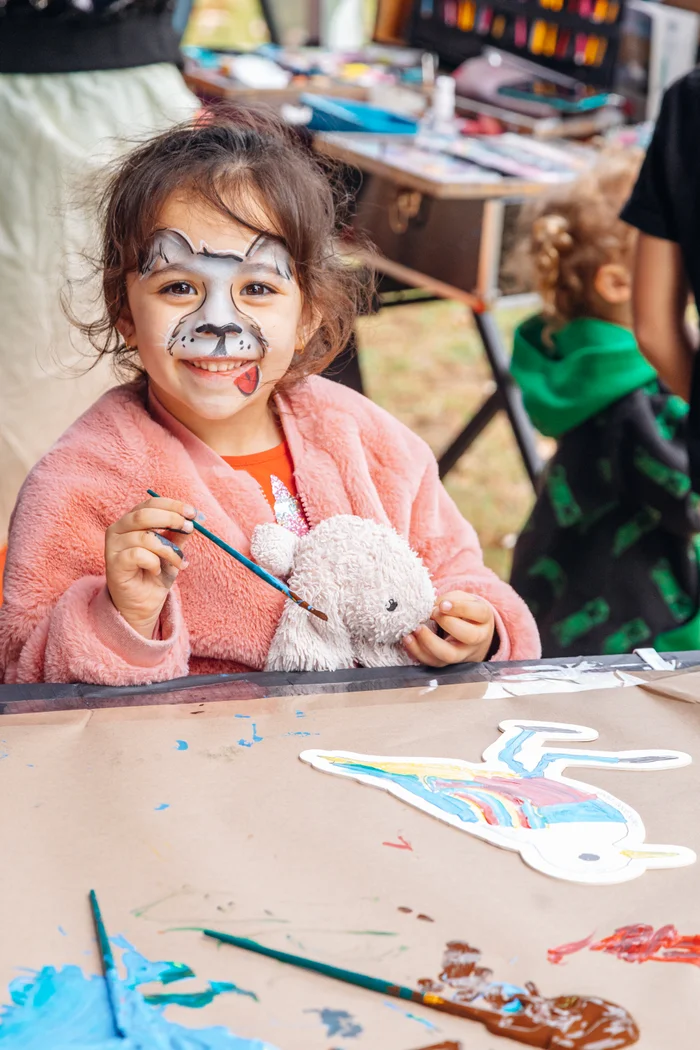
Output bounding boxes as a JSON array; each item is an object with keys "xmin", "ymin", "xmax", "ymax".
[{"xmin": 300, "ymin": 721, "xmax": 696, "ymax": 885}]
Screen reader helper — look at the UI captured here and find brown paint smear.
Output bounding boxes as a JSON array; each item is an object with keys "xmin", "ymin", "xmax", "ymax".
[
  {"xmin": 417, "ymin": 941, "xmax": 639, "ymax": 1048},
  {"xmin": 411, "ymin": 1043, "xmax": 462, "ymax": 1050}
]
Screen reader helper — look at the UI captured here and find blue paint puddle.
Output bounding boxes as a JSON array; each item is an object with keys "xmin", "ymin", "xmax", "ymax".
[
  {"xmin": 154, "ymin": 804, "xmax": 170, "ymax": 812},
  {"xmin": 174, "ymin": 741, "xmax": 189, "ymax": 751},
  {"xmin": 238, "ymin": 725, "xmax": 263, "ymax": 749},
  {"xmin": 305, "ymin": 1008, "xmax": 362, "ymax": 1039},
  {"xmin": 0, "ymin": 935, "xmax": 277, "ymax": 1049}
]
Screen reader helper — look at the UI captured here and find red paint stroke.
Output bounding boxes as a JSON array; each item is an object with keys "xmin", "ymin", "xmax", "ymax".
[
  {"xmin": 547, "ymin": 933, "xmax": 596, "ymax": 965},
  {"xmin": 382, "ymin": 835, "xmax": 413, "ymax": 851},
  {"xmin": 234, "ymin": 364, "xmax": 261, "ymax": 397},
  {"xmin": 549, "ymin": 924, "xmax": 700, "ymax": 967}
]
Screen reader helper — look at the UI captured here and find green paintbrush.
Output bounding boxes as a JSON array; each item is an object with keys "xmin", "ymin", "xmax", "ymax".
[
  {"xmin": 89, "ymin": 890, "xmax": 128, "ymax": 1038},
  {"xmin": 201, "ymin": 929, "xmax": 486, "ymax": 1026},
  {"xmin": 146, "ymin": 489, "xmax": 327, "ymax": 621}
]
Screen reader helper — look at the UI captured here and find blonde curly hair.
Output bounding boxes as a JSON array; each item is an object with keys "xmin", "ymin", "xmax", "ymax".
[{"xmin": 511, "ymin": 149, "xmax": 642, "ymax": 326}]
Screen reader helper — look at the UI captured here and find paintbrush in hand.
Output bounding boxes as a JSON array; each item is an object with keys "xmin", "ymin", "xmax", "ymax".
[
  {"xmin": 89, "ymin": 890, "xmax": 128, "ymax": 1038},
  {"xmin": 146, "ymin": 489, "xmax": 327, "ymax": 621}
]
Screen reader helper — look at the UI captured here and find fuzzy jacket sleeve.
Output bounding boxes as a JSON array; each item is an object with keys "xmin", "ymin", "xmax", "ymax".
[
  {"xmin": 408, "ymin": 455, "xmax": 541, "ymax": 661},
  {"xmin": 0, "ymin": 448, "xmax": 190, "ymax": 688}
]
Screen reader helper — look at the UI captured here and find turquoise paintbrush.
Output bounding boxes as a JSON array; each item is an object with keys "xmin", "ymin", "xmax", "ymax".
[
  {"xmin": 89, "ymin": 890, "xmax": 128, "ymax": 1038},
  {"xmin": 202, "ymin": 930, "xmax": 486, "ymax": 1026},
  {"xmin": 146, "ymin": 489, "xmax": 327, "ymax": 620}
]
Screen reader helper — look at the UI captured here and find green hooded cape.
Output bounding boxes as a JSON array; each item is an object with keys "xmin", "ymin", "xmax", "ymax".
[{"xmin": 511, "ymin": 315, "xmax": 658, "ymax": 438}]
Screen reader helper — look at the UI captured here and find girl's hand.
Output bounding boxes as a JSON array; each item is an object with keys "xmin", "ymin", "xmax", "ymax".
[
  {"xmin": 105, "ymin": 497, "xmax": 196, "ymax": 639},
  {"xmin": 404, "ymin": 591, "xmax": 496, "ymax": 667}
]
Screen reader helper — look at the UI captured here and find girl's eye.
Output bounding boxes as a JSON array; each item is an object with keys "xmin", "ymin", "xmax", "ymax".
[
  {"xmin": 161, "ymin": 281, "xmax": 197, "ymax": 296},
  {"xmin": 242, "ymin": 282, "xmax": 275, "ymax": 297}
]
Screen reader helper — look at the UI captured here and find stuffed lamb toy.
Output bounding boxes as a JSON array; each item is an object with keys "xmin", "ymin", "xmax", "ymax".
[{"xmin": 251, "ymin": 515, "xmax": 436, "ymax": 672}]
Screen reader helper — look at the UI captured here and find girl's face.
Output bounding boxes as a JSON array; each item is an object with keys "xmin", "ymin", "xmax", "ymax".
[{"xmin": 121, "ymin": 194, "xmax": 305, "ymax": 422}]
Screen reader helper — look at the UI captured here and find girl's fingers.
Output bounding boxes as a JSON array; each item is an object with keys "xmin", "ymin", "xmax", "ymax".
[
  {"xmin": 109, "ymin": 531, "xmax": 187, "ymax": 573},
  {"xmin": 108, "ymin": 499, "xmax": 196, "ymax": 538},
  {"xmin": 433, "ymin": 594, "xmax": 492, "ymax": 624},
  {"xmin": 406, "ymin": 626, "xmax": 463, "ymax": 667},
  {"xmin": 114, "ymin": 545, "xmax": 164, "ymax": 577},
  {"xmin": 431, "ymin": 613, "xmax": 484, "ymax": 647}
]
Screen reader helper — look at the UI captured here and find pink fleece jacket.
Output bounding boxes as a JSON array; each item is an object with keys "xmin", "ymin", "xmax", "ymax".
[{"xmin": 0, "ymin": 378, "xmax": 540, "ymax": 684}]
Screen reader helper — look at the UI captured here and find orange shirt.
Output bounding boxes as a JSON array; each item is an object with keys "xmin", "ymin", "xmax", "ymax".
[{"xmin": 222, "ymin": 441, "xmax": 309, "ymax": 537}]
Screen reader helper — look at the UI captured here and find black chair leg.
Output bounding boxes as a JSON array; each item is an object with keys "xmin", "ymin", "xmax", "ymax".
[{"xmin": 321, "ymin": 332, "xmax": 365, "ymax": 395}]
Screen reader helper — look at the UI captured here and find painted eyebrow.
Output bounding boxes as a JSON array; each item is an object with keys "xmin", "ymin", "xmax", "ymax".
[{"xmin": 145, "ymin": 263, "xmax": 201, "ymax": 280}]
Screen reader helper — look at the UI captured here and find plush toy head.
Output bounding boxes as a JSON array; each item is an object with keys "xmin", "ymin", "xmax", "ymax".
[{"xmin": 251, "ymin": 515, "xmax": 436, "ymax": 672}]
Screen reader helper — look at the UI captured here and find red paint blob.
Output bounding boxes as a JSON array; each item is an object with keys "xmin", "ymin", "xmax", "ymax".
[{"xmin": 234, "ymin": 364, "xmax": 261, "ymax": 397}]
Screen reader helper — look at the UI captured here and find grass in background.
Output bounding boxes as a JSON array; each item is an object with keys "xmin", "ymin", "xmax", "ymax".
[{"xmin": 356, "ymin": 300, "xmax": 547, "ymax": 580}]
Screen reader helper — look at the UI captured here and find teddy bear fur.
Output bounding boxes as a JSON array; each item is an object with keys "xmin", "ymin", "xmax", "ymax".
[{"xmin": 251, "ymin": 516, "xmax": 437, "ymax": 671}]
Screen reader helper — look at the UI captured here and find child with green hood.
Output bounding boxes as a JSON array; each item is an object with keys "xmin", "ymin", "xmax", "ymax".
[{"xmin": 510, "ymin": 152, "xmax": 700, "ymax": 657}]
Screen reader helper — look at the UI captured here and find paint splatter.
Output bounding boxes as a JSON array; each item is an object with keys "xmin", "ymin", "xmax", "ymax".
[
  {"xmin": 0, "ymin": 936, "xmax": 275, "ymax": 1049},
  {"xmin": 382, "ymin": 836, "xmax": 412, "ymax": 851},
  {"xmin": 144, "ymin": 982, "xmax": 258, "ymax": 1007},
  {"xmin": 417, "ymin": 914, "xmax": 434, "ymax": 923},
  {"xmin": 295, "ymin": 711, "xmax": 305, "ymax": 718},
  {"xmin": 549, "ymin": 924, "xmax": 700, "ymax": 967},
  {"xmin": 57, "ymin": 928, "xmax": 67, "ymax": 938},
  {"xmin": 283, "ymin": 732, "xmax": 319, "ymax": 738},
  {"xmin": 305, "ymin": 1008, "xmax": 363, "ymax": 1038},
  {"xmin": 383, "ymin": 1000, "xmax": 437, "ymax": 1030},
  {"xmin": 547, "ymin": 933, "xmax": 596, "ymax": 965},
  {"xmin": 238, "ymin": 724, "xmax": 263, "ymax": 748},
  {"xmin": 398, "ymin": 907, "xmax": 413, "ymax": 914},
  {"xmin": 154, "ymin": 803, "xmax": 170, "ymax": 811},
  {"xmin": 417, "ymin": 940, "xmax": 639, "ymax": 1047},
  {"xmin": 175, "ymin": 741, "xmax": 189, "ymax": 751},
  {"xmin": 234, "ymin": 714, "xmax": 251, "ymax": 720}
]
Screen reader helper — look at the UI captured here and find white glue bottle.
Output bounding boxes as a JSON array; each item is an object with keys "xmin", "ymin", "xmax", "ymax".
[{"xmin": 417, "ymin": 75, "xmax": 458, "ymax": 148}]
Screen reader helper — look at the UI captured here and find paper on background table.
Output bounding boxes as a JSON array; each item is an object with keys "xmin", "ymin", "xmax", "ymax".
[{"xmin": 0, "ymin": 675, "xmax": 699, "ymax": 1048}]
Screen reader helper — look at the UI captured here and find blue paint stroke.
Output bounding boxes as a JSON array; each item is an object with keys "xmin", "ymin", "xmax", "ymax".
[
  {"xmin": 305, "ymin": 1008, "xmax": 362, "ymax": 1038},
  {"xmin": 295, "ymin": 711, "xmax": 305, "ymax": 719},
  {"xmin": 0, "ymin": 937, "xmax": 275, "ymax": 1049},
  {"xmin": 175, "ymin": 741, "xmax": 189, "ymax": 751},
  {"xmin": 283, "ymin": 732, "xmax": 320, "ymax": 739},
  {"xmin": 383, "ymin": 1000, "xmax": 436, "ymax": 1030},
  {"xmin": 57, "ymin": 928, "xmax": 67, "ymax": 939},
  {"xmin": 234, "ymin": 715, "xmax": 251, "ymax": 720},
  {"xmin": 238, "ymin": 725, "xmax": 263, "ymax": 749},
  {"xmin": 154, "ymin": 804, "xmax": 170, "ymax": 811}
]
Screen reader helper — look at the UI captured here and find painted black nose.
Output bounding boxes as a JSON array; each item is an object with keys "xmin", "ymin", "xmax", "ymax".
[{"xmin": 195, "ymin": 322, "xmax": 243, "ymax": 336}]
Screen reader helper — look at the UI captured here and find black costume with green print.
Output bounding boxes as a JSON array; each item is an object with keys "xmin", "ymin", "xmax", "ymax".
[{"xmin": 511, "ymin": 315, "xmax": 700, "ymax": 657}]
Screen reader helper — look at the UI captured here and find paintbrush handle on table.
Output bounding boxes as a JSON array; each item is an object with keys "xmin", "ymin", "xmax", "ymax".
[
  {"xmin": 146, "ymin": 489, "xmax": 327, "ymax": 621},
  {"xmin": 89, "ymin": 890, "xmax": 128, "ymax": 1038},
  {"xmin": 202, "ymin": 930, "xmax": 484, "ymax": 1024}
]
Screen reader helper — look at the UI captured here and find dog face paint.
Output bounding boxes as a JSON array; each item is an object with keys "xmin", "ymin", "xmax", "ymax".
[{"xmin": 140, "ymin": 227, "xmax": 294, "ymax": 397}]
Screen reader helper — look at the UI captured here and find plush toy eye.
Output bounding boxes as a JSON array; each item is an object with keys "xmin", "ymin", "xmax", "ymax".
[{"xmin": 386, "ymin": 598, "xmax": 398, "ymax": 612}]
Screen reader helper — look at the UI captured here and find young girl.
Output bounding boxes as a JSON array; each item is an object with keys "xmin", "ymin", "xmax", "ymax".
[
  {"xmin": 0, "ymin": 108, "xmax": 538, "ymax": 685},
  {"xmin": 510, "ymin": 153, "xmax": 700, "ymax": 657}
]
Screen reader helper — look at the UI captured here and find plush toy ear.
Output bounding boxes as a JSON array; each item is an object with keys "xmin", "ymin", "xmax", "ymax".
[
  {"xmin": 250, "ymin": 523, "xmax": 299, "ymax": 580},
  {"xmin": 265, "ymin": 600, "xmax": 355, "ymax": 672}
]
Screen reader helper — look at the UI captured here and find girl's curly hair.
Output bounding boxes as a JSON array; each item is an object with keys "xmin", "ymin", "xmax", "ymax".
[
  {"xmin": 509, "ymin": 149, "xmax": 642, "ymax": 327},
  {"xmin": 73, "ymin": 104, "xmax": 370, "ymax": 390}
]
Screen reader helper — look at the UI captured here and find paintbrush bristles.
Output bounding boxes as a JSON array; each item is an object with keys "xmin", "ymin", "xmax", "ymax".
[{"xmin": 289, "ymin": 591, "xmax": 328, "ymax": 621}]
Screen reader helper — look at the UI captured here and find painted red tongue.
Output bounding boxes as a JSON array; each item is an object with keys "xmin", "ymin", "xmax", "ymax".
[{"xmin": 234, "ymin": 364, "xmax": 261, "ymax": 397}]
